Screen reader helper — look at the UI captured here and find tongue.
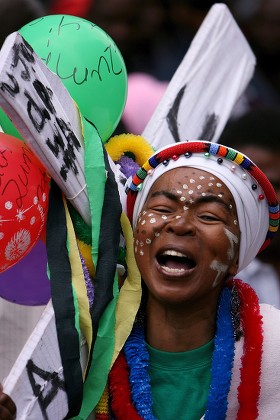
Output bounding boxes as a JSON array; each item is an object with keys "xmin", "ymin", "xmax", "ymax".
[{"xmin": 164, "ymin": 257, "xmax": 193, "ymax": 270}]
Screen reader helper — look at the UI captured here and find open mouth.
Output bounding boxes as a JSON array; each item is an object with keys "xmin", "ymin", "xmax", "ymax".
[{"xmin": 156, "ymin": 250, "xmax": 196, "ymax": 274}]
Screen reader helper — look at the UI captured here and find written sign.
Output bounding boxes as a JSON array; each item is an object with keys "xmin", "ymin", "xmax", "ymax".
[
  {"xmin": 142, "ymin": 4, "xmax": 256, "ymax": 148},
  {"xmin": 0, "ymin": 32, "xmax": 91, "ymax": 224}
]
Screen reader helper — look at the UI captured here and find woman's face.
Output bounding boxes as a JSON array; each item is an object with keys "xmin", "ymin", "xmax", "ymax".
[{"xmin": 134, "ymin": 167, "xmax": 240, "ymax": 308}]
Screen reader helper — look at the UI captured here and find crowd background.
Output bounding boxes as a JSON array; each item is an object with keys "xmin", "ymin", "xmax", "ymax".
[{"xmin": 1, "ymin": 0, "xmax": 280, "ymax": 381}]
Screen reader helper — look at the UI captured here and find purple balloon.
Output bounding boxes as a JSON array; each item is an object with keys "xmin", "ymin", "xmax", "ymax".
[{"xmin": 0, "ymin": 240, "xmax": 50, "ymax": 306}]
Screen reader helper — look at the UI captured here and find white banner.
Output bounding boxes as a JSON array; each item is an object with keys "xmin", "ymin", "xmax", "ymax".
[{"xmin": 142, "ymin": 3, "xmax": 256, "ymax": 148}]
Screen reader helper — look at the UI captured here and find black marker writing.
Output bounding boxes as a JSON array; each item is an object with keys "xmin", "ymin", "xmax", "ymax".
[
  {"xmin": 26, "ymin": 359, "xmax": 66, "ymax": 420},
  {"xmin": 0, "ymin": 73, "xmax": 19, "ymax": 97},
  {"xmin": 167, "ymin": 84, "xmax": 186, "ymax": 143},
  {"xmin": 55, "ymin": 45, "xmax": 123, "ymax": 85},
  {"xmin": 11, "ymin": 38, "xmax": 35, "ymax": 81},
  {"xmin": 46, "ymin": 117, "xmax": 80, "ymax": 181},
  {"xmin": 33, "ymin": 79, "xmax": 56, "ymax": 115},
  {"xmin": 25, "ymin": 89, "xmax": 51, "ymax": 132},
  {"xmin": 199, "ymin": 113, "xmax": 218, "ymax": 141},
  {"xmin": 0, "ymin": 35, "xmax": 82, "ymax": 184},
  {"xmin": 0, "ymin": 146, "xmax": 42, "ymax": 208}
]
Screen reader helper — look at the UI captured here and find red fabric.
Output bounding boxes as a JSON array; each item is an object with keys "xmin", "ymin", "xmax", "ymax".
[
  {"xmin": 235, "ymin": 280, "xmax": 263, "ymax": 420},
  {"xmin": 49, "ymin": 0, "xmax": 93, "ymax": 17},
  {"xmin": 109, "ymin": 352, "xmax": 142, "ymax": 419}
]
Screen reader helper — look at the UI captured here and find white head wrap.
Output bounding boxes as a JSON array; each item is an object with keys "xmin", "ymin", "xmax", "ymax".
[{"xmin": 130, "ymin": 141, "xmax": 274, "ymax": 274}]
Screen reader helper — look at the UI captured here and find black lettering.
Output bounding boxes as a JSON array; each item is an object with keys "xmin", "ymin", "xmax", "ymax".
[
  {"xmin": 17, "ymin": 147, "xmax": 32, "ymax": 189},
  {"xmin": 105, "ymin": 45, "xmax": 123, "ymax": 76},
  {"xmin": 11, "ymin": 40, "xmax": 35, "ymax": 81},
  {"xmin": 58, "ymin": 15, "xmax": 81, "ymax": 34},
  {"xmin": 24, "ymin": 90, "xmax": 51, "ymax": 132},
  {"xmin": 33, "ymin": 79, "xmax": 56, "ymax": 115},
  {"xmin": 37, "ymin": 169, "xmax": 49, "ymax": 202},
  {"xmin": 26, "ymin": 359, "xmax": 66, "ymax": 420},
  {"xmin": 167, "ymin": 84, "xmax": 186, "ymax": 143},
  {"xmin": 56, "ymin": 53, "xmax": 89, "ymax": 84},
  {"xmin": 198, "ymin": 113, "xmax": 218, "ymax": 142},
  {"xmin": 0, "ymin": 73, "xmax": 20, "ymax": 97},
  {"xmin": 46, "ymin": 118, "xmax": 81, "ymax": 181},
  {"xmin": 1, "ymin": 178, "xmax": 27, "ymax": 208},
  {"xmin": 90, "ymin": 55, "xmax": 111, "ymax": 81}
]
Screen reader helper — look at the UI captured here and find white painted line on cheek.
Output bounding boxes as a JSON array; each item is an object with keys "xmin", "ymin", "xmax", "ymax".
[
  {"xmin": 224, "ymin": 228, "xmax": 239, "ymax": 260},
  {"xmin": 210, "ymin": 260, "xmax": 228, "ymax": 288}
]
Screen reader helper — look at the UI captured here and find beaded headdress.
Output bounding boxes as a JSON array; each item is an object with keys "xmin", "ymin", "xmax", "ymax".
[{"xmin": 126, "ymin": 140, "xmax": 279, "ymax": 273}]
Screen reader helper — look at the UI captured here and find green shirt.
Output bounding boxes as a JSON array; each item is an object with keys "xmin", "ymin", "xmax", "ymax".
[{"xmin": 147, "ymin": 340, "xmax": 214, "ymax": 420}]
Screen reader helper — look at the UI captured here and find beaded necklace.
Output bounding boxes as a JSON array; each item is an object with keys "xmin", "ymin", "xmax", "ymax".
[{"xmin": 108, "ymin": 281, "xmax": 263, "ymax": 420}]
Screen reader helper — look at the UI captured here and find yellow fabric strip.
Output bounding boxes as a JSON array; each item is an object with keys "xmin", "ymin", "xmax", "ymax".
[
  {"xmin": 112, "ymin": 212, "xmax": 142, "ymax": 366},
  {"xmin": 64, "ymin": 197, "xmax": 93, "ymax": 374}
]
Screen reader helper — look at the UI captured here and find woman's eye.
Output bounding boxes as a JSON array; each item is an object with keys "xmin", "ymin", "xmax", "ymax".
[
  {"xmin": 200, "ymin": 214, "xmax": 220, "ymax": 221},
  {"xmin": 152, "ymin": 207, "xmax": 172, "ymax": 214}
]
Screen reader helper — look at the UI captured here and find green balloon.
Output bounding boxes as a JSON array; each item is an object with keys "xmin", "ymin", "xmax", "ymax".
[
  {"xmin": 0, "ymin": 109, "xmax": 23, "ymax": 141},
  {"xmin": 20, "ymin": 15, "xmax": 128, "ymax": 143}
]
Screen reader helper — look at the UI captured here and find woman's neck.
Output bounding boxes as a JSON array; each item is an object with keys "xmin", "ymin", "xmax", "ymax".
[{"xmin": 145, "ymin": 297, "xmax": 218, "ymax": 352}]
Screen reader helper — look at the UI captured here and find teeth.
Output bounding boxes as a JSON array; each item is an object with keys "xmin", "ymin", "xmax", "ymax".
[
  {"xmin": 162, "ymin": 250, "xmax": 187, "ymax": 258},
  {"xmin": 162, "ymin": 266, "xmax": 186, "ymax": 273}
]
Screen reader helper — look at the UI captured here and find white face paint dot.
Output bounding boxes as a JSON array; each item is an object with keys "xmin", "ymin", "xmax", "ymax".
[
  {"xmin": 189, "ymin": 199, "xmax": 194, "ymax": 204},
  {"xmin": 134, "ymin": 246, "xmax": 138, "ymax": 253},
  {"xmin": 135, "ymin": 240, "xmax": 139, "ymax": 245},
  {"xmin": 208, "ymin": 182, "xmax": 213, "ymax": 187},
  {"xmin": 155, "ymin": 232, "xmax": 160, "ymax": 237},
  {"xmin": 180, "ymin": 196, "xmax": 186, "ymax": 201},
  {"xmin": 199, "ymin": 176, "xmax": 205, "ymax": 180},
  {"xmin": 0, "ymin": 232, "xmax": 4, "ymax": 240},
  {"xmin": 216, "ymin": 183, "xmax": 222, "ymax": 187},
  {"xmin": 5, "ymin": 201, "xmax": 12, "ymax": 210},
  {"xmin": 188, "ymin": 190, "xmax": 193, "ymax": 194},
  {"xmin": 148, "ymin": 213, "xmax": 154, "ymax": 217},
  {"xmin": 42, "ymin": 193, "xmax": 47, "ymax": 202},
  {"xmin": 177, "ymin": 190, "xmax": 182, "ymax": 194},
  {"xmin": 210, "ymin": 176, "xmax": 215, "ymax": 180},
  {"xmin": 197, "ymin": 185, "xmax": 202, "ymax": 190},
  {"xmin": 218, "ymin": 194, "xmax": 223, "ymax": 198},
  {"xmin": 183, "ymin": 184, "xmax": 188, "ymax": 189},
  {"xmin": 162, "ymin": 215, "xmax": 167, "ymax": 219},
  {"xmin": 176, "ymin": 215, "xmax": 181, "ymax": 219},
  {"xmin": 150, "ymin": 218, "xmax": 156, "ymax": 224},
  {"xmin": 190, "ymin": 179, "xmax": 195, "ymax": 183},
  {"xmin": 30, "ymin": 217, "xmax": 36, "ymax": 225},
  {"xmin": 146, "ymin": 239, "xmax": 151, "ymax": 244},
  {"xmin": 202, "ymin": 192, "xmax": 206, "ymax": 196},
  {"xmin": 234, "ymin": 220, "xmax": 238, "ymax": 225},
  {"xmin": 183, "ymin": 206, "xmax": 189, "ymax": 211},
  {"xmin": 140, "ymin": 241, "xmax": 144, "ymax": 247},
  {"xmin": 229, "ymin": 204, "xmax": 233, "ymax": 209},
  {"xmin": 139, "ymin": 250, "xmax": 144, "ymax": 256},
  {"xmin": 141, "ymin": 220, "xmax": 146, "ymax": 225},
  {"xmin": 33, "ymin": 196, "xmax": 38, "ymax": 205}
]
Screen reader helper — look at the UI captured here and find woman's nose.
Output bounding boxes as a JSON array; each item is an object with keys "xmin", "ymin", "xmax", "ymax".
[{"xmin": 165, "ymin": 213, "xmax": 195, "ymax": 235}]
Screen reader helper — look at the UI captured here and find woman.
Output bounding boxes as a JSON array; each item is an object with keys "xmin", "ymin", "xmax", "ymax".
[
  {"xmin": 1, "ymin": 140, "xmax": 280, "ymax": 419},
  {"xmin": 108, "ymin": 141, "xmax": 280, "ymax": 419}
]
